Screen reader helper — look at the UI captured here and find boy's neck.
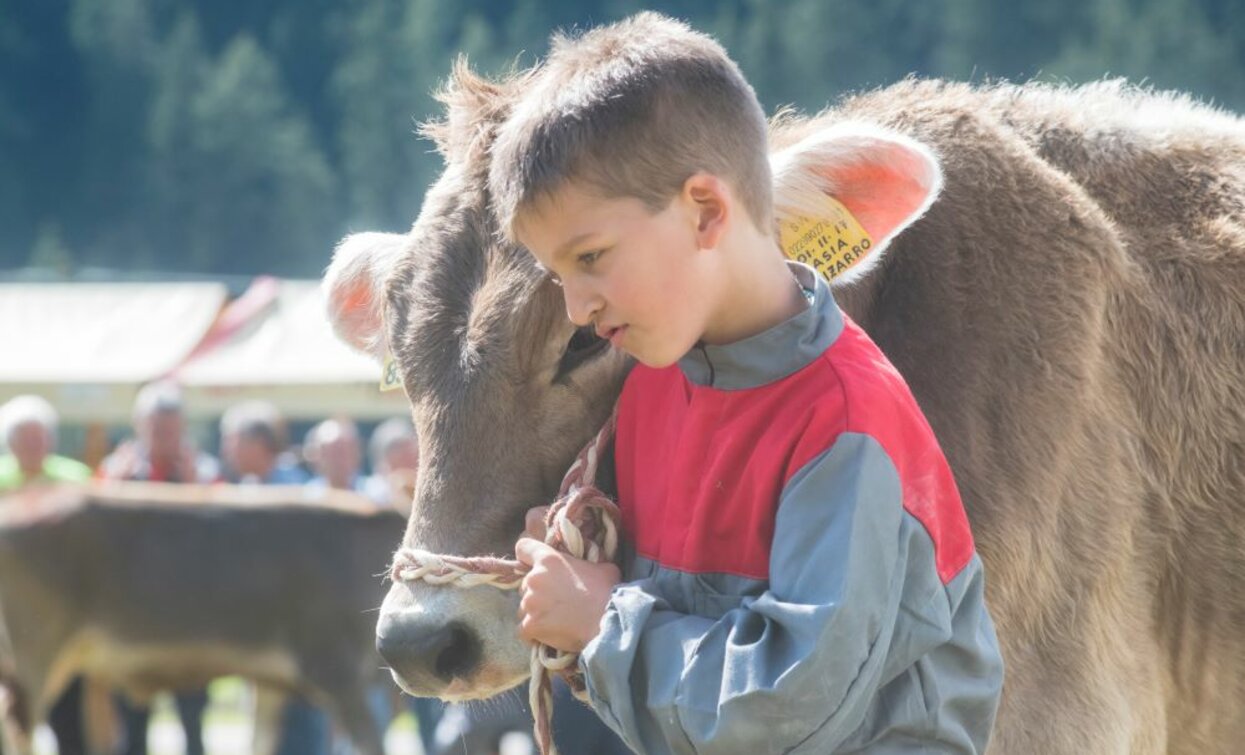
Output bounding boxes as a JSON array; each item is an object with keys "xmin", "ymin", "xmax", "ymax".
[{"xmin": 699, "ymin": 227, "xmax": 806, "ymax": 346}]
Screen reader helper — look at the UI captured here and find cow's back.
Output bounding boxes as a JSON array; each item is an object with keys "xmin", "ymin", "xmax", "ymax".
[
  {"xmin": 0, "ymin": 484, "xmax": 404, "ymax": 704},
  {"xmin": 991, "ymin": 85, "xmax": 1245, "ymax": 754},
  {"xmin": 776, "ymin": 81, "xmax": 1245, "ymax": 754}
]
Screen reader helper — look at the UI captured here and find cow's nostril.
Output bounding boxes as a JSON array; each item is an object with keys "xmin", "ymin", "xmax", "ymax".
[
  {"xmin": 376, "ymin": 614, "xmax": 483, "ymax": 689},
  {"xmin": 433, "ymin": 622, "xmax": 481, "ymax": 681}
]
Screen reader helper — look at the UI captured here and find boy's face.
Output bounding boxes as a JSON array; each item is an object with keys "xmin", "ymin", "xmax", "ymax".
[{"xmin": 517, "ymin": 183, "xmax": 714, "ymax": 368}]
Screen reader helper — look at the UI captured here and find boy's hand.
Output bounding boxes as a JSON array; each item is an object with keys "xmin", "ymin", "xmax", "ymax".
[
  {"xmin": 515, "ymin": 537, "xmax": 621, "ymax": 653},
  {"xmin": 522, "ymin": 505, "xmax": 550, "ymax": 541}
]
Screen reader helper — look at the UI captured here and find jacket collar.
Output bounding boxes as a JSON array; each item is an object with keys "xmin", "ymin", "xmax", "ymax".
[{"xmin": 678, "ymin": 262, "xmax": 844, "ymax": 390}]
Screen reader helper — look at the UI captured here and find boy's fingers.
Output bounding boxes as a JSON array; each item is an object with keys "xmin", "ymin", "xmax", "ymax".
[
  {"xmin": 515, "ymin": 536, "xmax": 554, "ymax": 566},
  {"xmin": 518, "ymin": 616, "xmax": 540, "ymax": 645},
  {"xmin": 524, "ymin": 506, "xmax": 550, "ymax": 540}
]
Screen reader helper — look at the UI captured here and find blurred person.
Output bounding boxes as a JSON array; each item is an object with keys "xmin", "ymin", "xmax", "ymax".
[
  {"xmin": 362, "ymin": 417, "xmax": 419, "ymax": 511},
  {"xmin": 360, "ymin": 417, "xmax": 446, "ymax": 753},
  {"xmin": 0, "ymin": 394, "xmax": 90, "ymax": 490},
  {"xmin": 429, "ymin": 681, "xmax": 630, "ymax": 755},
  {"xmin": 218, "ymin": 401, "xmax": 330, "ymax": 755},
  {"xmin": 353, "ymin": 416, "xmax": 450, "ymax": 752},
  {"xmin": 98, "ymin": 381, "xmax": 219, "ymax": 484},
  {"xmin": 0, "ymin": 395, "xmax": 90, "ymax": 754},
  {"xmin": 305, "ymin": 417, "xmax": 366, "ymax": 494},
  {"xmin": 304, "ymin": 417, "xmax": 414, "ymax": 754},
  {"xmin": 218, "ymin": 400, "xmax": 306, "ymax": 485},
  {"xmin": 97, "ymin": 381, "xmax": 217, "ymax": 755},
  {"xmin": 430, "ymin": 689, "xmax": 531, "ymax": 755}
]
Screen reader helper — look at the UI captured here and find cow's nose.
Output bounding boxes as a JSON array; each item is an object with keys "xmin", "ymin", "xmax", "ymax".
[{"xmin": 376, "ymin": 613, "xmax": 481, "ymax": 688}]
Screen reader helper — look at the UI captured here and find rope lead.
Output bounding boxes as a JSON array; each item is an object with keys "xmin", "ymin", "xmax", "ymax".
[{"xmin": 390, "ymin": 410, "xmax": 620, "ymax": 755}]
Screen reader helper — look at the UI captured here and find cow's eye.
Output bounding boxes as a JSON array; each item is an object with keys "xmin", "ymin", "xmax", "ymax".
[{"xmin": 554, "ymin": 326, "xmax": 607, "ymax": 381}]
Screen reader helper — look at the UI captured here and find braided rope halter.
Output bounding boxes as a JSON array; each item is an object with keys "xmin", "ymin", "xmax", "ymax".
[{"xmin": 389, "ymin": 411, "xmax": 621, "ymax": 755}]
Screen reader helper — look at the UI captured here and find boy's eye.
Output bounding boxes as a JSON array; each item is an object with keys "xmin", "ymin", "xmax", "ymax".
[{"xmin": 577, "ymin": 250, "xmax": 603, "ymax": 268}]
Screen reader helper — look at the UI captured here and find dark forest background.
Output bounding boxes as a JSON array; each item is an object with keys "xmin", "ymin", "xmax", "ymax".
[{"xmin": 4, "ymin": 0, "xmax": 1244, "ymax": 278}]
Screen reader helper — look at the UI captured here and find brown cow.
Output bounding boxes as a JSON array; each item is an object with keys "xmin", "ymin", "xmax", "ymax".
[
  {"xmin": 325, "ymin": 71, "xmax": 1245, "ymax": 754},
  {"xmin": 0, "ymin": 482, "xmax": 402, "ymax": 755}
]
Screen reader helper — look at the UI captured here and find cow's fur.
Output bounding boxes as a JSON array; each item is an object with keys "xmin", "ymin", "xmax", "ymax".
[
  {"xmin": 772, "ymin": 80, "xmax": 1245, "ymax": 755},
  {"xmin": 329, "ymin": 74, "xmax": 1245, "ymax": 754},
  {"xmin": 0, "ymin": 482, "xmax": 404, "ymax": 755}
]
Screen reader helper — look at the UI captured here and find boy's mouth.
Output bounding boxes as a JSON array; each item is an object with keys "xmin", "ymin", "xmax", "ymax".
[{"xmin": 597, "ymin": 324, "xmax": 628, "ymax": 348}]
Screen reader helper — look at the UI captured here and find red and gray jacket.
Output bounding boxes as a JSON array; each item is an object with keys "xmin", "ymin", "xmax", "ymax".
[{"xmin": 579, "ymin": 264, "xmax": 1004, "ymax": 754}]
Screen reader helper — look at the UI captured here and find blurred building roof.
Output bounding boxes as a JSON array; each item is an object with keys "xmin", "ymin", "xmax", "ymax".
[
  {"xmin": 174, "ymin": 278, "xmax": 406, "ymax": 420},
  {"xmin": 1, "ymin": 278, "xmax": 406, "ymax": 423},
  {"xmin": 1, "ymin": 281, "xmax": 227, "ymax": 384}
]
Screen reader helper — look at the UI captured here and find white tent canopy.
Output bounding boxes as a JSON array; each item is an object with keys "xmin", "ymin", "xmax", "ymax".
[
  {"xmin": 1, "ymin": 279, "xmax": 408, "ymax": 424},
  {"xmin": 0, "ymin": 282, "xmax": 227, "ymax": 422}
]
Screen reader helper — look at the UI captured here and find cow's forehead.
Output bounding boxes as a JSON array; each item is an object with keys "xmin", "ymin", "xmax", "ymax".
[
  {"xmin": 385, "ymin": 170, "xmax": 561, "ymax": 397},
  {"xmin": 402, "ymin": 188, "xmax": 543, "ymax": 323}
]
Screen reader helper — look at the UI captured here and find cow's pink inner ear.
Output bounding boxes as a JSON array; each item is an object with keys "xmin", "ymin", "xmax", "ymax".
[
  {"xmin": 322, "ymin": 232, "xmax": 408, "ymax": 356},
  {"xmin": 773, "ymin": 128, "xmax": 943, "ymax": 261},
  {"xmin": 327, "ymin": 279, "xmax": 380, "ymax": 350},
  {"xmin": 827, "ymin": 150, "xmax": 940, "ymax": 245}
]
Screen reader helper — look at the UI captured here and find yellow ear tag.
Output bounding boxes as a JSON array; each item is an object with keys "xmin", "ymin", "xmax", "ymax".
[
  {"xmin": 779, "ymin": 194, "xmax": 874, "ymax": 282},
  {"xmin": 379, "ymin": 351, "xmax": 404, "ymax": 393}
]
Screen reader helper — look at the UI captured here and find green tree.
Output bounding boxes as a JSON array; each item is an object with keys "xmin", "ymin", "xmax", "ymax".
[
  {"xmin": 330, "ymin": 0, "xmax": 437, "ymax": 232},
  {"xmin": 65, "ymin": 0, "xmax": 162, "ymax": 268},
  {"xmin": 167, "ymin": 34, "xmax": 335, "ymax": 274},
  {"xmin": 329, "ymin": 0, "xmax": 531, "ymax": 234},
  {"xmin": 0, "ymin": 0, "xmax": 85, "ymax": 268},
  {"xmin": 27, "ymin": 222, "xmax": 74, "ymax": 273},
  {"xmin": 142, "ymin": 10, "xmax": 209, "ymax": 271},
  {"xmin": 3, "ymin": 0, "xmax": 1245, "ymax": 278},
  {"xmin": 936, "ymin": 0, "xmax": 1093, "ymax": 79},
  {"xmin": 1047, "ymin": 0, "xmax": 1245, "ymax": 109}
]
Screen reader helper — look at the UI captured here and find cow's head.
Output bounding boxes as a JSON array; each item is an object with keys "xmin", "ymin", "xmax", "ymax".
[{"xmin": 324, "ymin": 63, "xmax": 941, "ymax": 700}]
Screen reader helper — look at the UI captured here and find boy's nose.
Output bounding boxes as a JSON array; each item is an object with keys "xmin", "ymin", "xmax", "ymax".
[{"xmin": 564, "ymin": 283, "xmax": 603, "ymax": 327}]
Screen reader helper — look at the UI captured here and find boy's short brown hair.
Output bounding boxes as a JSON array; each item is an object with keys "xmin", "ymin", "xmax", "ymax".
[{"xmin": 489, "ymin": 12, "xmax": 772, "ymax": 240}]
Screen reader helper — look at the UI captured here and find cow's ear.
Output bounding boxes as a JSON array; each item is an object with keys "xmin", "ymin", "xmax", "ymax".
[
  {"xmin": 770, "ymin": 123, "xmax": 942, "ymax": 286},
  {"xmin": 323, "ymin": 232, "xmax": 409, "ymax": 357}
]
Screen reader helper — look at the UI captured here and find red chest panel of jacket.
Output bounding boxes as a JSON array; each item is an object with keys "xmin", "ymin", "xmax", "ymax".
[{"xmin": 614, "ymin": 315, "xmax": 974, "ymax": 584}]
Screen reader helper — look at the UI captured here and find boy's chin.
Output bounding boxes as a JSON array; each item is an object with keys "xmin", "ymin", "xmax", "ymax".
[
  {"xmin": 631, "ymin": 349, "xmax": 683, "ymax": 370},
  {"xmin": 615, "ymin": 327, "xmax": 704, "ymax": 368}
]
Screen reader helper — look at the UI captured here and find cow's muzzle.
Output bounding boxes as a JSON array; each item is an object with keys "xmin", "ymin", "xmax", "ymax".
[{"xmin": 376, "ymin": 611, "xmax": 482, "ymax": 693}]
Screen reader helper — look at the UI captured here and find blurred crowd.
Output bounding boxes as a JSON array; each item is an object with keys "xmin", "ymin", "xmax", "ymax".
[
  {"xmin": 0, "ymin": 386, "xmax": 432, "ymax": 755},
  {"xmin": 0, "ymin": 387, "xmax": 628, "ymax": 755}
]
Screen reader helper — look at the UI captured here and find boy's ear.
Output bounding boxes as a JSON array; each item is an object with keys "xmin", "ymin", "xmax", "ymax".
[
  {"xmin": 684, "ymin": 173, "xmax": 730, "ymax": 249},
  {"xmin": 769, "ymin": 123, "xmax": 943, "ymax": 286},
  {"xmin": 323, "ymin": 232, "xmax": 410, "ymax": 358}
]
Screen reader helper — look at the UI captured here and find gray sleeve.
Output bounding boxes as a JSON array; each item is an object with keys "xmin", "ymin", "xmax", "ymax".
[{"xmin": 579, "ymin": 433, "xmax": 940, "ymax": 754}]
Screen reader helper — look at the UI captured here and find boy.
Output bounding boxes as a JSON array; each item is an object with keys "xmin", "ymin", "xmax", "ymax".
[{"xmin": 500, "ymin": 13, "xmax": 1004, "ymax": 754}]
